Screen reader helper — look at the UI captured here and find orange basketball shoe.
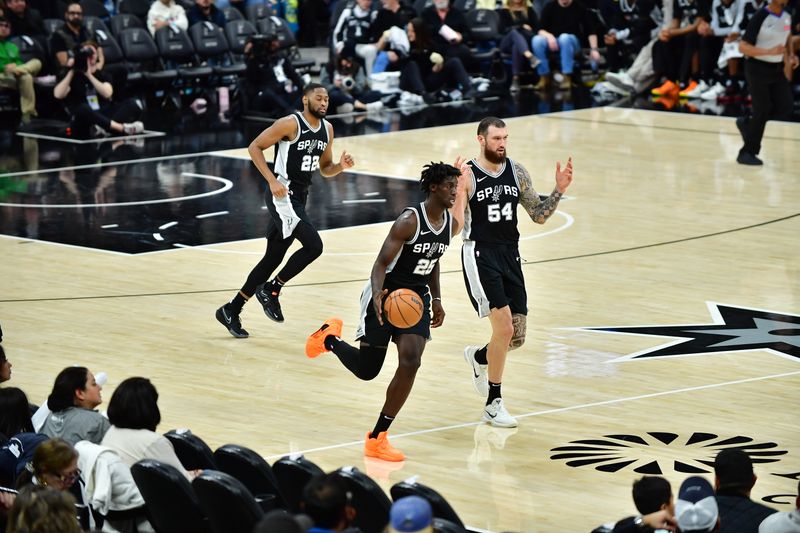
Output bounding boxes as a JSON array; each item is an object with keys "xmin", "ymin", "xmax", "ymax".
[
  {"xmin": 305, "ymin": 318, "xmax": 343, "ymax": 358},
  {"xmin": 364, "ymin": 431, "xmax": 405, "ymax": 462},
  {"xmin": 651, "ymin": 79, "xmax": 679, "ymax": 96}
]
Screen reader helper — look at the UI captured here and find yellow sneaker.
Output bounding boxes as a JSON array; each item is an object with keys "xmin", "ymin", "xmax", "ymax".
[
  {"xmin": 305, "ymin": 318, "xmax": 343, "ymax": 358},
  {"xmin": 364, "ymin": 431, "xmax": 405, "ymax": 462}
]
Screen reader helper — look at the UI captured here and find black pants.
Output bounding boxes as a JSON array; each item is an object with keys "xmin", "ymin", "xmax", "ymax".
[
  {"xmin": 68, "ymin": 98, "xmax": 142, "ymax": 139},
  {"xmin": 652, "ymin": 33, "xmax": 697, "ymax": 83},
  {"xmin": 741, "ymin": 59, "xmax": 792, "ymax": 155},
  {"xmin": 400, "ymin": 57, "xmax": 471, "ymax": 95},
  {"xmin": 698, "ymin": 35, "xmax": 723, "ymax": 82}
]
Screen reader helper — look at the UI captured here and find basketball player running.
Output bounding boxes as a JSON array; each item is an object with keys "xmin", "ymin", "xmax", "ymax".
[
  {"xmin": 305, "ymin": 161, "xmax": 467, "ymax": 461},
  {"xmin": 460, "ymin": 117, "xmax": 572, "ymax": 428},
  {"xmin": 216, "ymin": 83, "xmax": 355, "ymax": 338}
]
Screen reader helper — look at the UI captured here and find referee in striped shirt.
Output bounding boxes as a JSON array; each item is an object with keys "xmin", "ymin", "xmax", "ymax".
[{"xmin": 735, "ymin": 0, "xmax": 796, "ymax": 165}]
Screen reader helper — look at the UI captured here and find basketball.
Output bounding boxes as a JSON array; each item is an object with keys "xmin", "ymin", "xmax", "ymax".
[{"xmin": 383, "ymin": 288, "xmax": 424, "ymax": 329}]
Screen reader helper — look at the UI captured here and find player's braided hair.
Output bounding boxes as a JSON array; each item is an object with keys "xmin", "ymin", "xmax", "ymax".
[{"xmin": 420, "ymin": 162, "xmax": 460, "ymax": 195}]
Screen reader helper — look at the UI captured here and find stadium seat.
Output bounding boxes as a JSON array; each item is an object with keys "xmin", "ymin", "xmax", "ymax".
[
  {"xmin": 335, "ymin": 466, "xmax": 392, "ymax": 533},
  {"xmin": 43, "ymin": 18, "xmax": 64, "ymax": 36},
  {"xmin": 272, "ymin": 454, "xmax": 324, "ymax": 513},
  {"xmin": 188, "ymin": 22, "xmax": 246, "ymax": 76},
  {"xmin": 433, "ymin": 517, "xmax": 468, "ymax": 533},
  {"xmin": 390, "ymin": 478, "xmax": 465, "ymax": 528},
  {"xmin": 246, "ymin": 3, "xmax": 274, "ymax": 25},
  {"xmin": 164, "ymin": 429, "xmax": 218, "ymax": 470},
  {"xmin": 222, "ymin": 7, "xmax": 244, "ymax": 22},
  {"xmin": 192, "ymin": 470, "xmax": 265, "ymax": 533},
  {"xmin": 464, "ymin": 9, "xmax": 501, "ymax": 62},
  {"xmin": 224, "ymin": 19, "xmax": 257, "ymax": 58},
  {"xmin": 154, "ymin": 26, "xmax": 214, "ymax": 83},
  {"xmin": 110, "ymin": 13, "xmax": 144, "ymax": 36},
  {"xmin": 257, "ymin": 16, "xmax": 315, "ymax": 74},
  {"xmin": 118, "ymin": 0, "xmax": 151, "ymax": 21},
  {"xmin": 130, "ymin": 459, "xmax": 210, "ymax": 533},
  {"xmin": 213, "ymin": 444, "xmax": 287, "ymax": 510},
  {"xmin": 84, "ymin": 15, "xmax": 111, "ymax": 37}
]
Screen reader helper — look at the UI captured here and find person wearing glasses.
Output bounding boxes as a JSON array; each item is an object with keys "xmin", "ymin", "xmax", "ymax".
[{"xmin": 50, "ymin": 2, "xmax": 104, "ymax": 72}]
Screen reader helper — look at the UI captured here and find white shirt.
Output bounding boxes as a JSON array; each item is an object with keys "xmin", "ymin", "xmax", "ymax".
[
  {"xmin": 100, "ymin": 426, "xmax": 192, "ymax": 480},
  {"xmin": 146, "ymin": 0, "xmax": 188, "ymax": 36}
]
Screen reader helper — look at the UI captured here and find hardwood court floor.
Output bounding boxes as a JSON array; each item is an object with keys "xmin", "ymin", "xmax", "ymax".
[{"xmin": 2, "ymin": 107, "xmax": 799, "ymax": 532}]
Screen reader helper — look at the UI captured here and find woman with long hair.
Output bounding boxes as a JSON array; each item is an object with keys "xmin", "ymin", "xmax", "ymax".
[{"xmin": 40, "ymin": 366, "xmax": 110, "ymax": 445}]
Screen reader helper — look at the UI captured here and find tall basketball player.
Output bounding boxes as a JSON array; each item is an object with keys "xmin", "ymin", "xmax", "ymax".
[
  {"xmin": 304, "ymin": 161, "xmax": 467, "ymax": 461},
  {"xmin": 460, "ymin": 116, "xmax": 573, "ymax": 428},
  {"xmin": 216, "ymin": 83, "xmax": 355, "ymax": 338}
]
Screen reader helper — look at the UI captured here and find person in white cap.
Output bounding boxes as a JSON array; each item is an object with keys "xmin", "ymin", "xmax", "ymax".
[
  {"xmin": 759, "ymin": 481, "xmax": 800, "ymax": 533},
  {"xmin": 675, "ymin": 476, "xmax": 720, "ymax": 533}
]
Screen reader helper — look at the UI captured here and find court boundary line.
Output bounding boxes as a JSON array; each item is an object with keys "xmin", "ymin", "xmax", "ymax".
[{"xmin": 263, "ymin": 369, "xmax": 800, "ymax": 460}]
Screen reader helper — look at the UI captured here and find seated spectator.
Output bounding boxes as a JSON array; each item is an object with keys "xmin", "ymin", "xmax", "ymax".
[
  {"xmin": 332, "ymin": 0, "xmax": 379, "ymax": 74},
  {"xmin": 5, "ymin": 485, "xmax": 82, "ymax": 533},
  {"xmin": 100, "ymin": 377, "xmax": 200, "ymax": 481},
  {"xmin": 242, "ymin": 32, "xmax": 303, "ymax": 116},
  {"xmin": 0, "ymin": 15, "xmax": 41, "ymax": 123},
  {"xmin": 50, "ymin": 2, "xmax": 105, "ymax": 72},
  {"xmin": 15, "ymin": 438, "xmax": 87, "ymax": 518},
  {"xmin": 715, "ymin": 448, "xmax": 777, "ymax": 533},
  {"xmin": 39, "ymin": 366, "xmax": 111, "ymax": 445},
  {"xmin": 320, "ymin": 52, "xmax": 384, "ymax": 113},
  {"xmin": 389, "ymin": 496, "xmax": 434, "ymax": 533},
  {"xmin": 759, "ymin": 480, "xmax": 800, "ymax": 533},
  {"xmin": 399, "ymin": 17, "xmax": 475, "ymax": 102},
  {"xmin": 649, "ymin": 0, "xmax": 705, "ymax": 98},
  {"xmin": 594, "ymin": 475, "xmax": 676, "ymax": 533},
  {"xmin": 600, "ymin": 0, "xmax": 656, "ymax": 73},
  {"xmin": 369, "ymin": 0, "xmax": 415, "ymax": 74},
  {"xmin": 0, "ymin": 388, "xmax": 34, "ymax": 441},
  {"xmin": 419, "ymin": 0, "xmax": 476, "ymax": 71},
  {"xmin": 146, "ymin": 0, "xmax": 188, "ymax": 36},
  {"xmin": 531, "ymin": 0, "xmax": 601, "ymax": 90},
  {"xmin": 187, "ymin": 0, "xmax": 226, "ymax": 28},
  {"xmin": 53, "ymin": 41, "xmax": 144, "ymax": 139},
  {"xmin": 0, "ymin": 433, "xmax": 48, "ymax": 488},
  {"xmin": 301, "ymin": 473, "xmax": 356, "ymax": 532},
  {"xmin": 675, "ymin": 476, "xmax": 720, "ymax": 532},
  {"xmin": 0, "ymin": 344, "xmax": 11, "ymax": 382},
  {"xmin": 689, "ymin": 0, "xmax": 746, "ymax": 100},
  {"xmin": 3, "ymin": 0, "xmax": 45, "ymax": 38},
  {"xmin": 497, "ymin": 0, "xmax": 541, "ymax": 92}
]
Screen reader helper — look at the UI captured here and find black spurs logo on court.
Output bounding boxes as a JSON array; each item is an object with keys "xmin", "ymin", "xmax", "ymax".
[
  {"xmin": 549, "ymin": 432, "xmax": 788, "ymax": 475},
  {"xmin": 582, "ymin": 302, "xmax": 800, "ymax": 362}
]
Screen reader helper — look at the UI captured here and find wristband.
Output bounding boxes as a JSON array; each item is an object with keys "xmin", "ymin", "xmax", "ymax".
[{"xmin": 432, "ymin": 297, "xmax": 442, "ymax": 301}]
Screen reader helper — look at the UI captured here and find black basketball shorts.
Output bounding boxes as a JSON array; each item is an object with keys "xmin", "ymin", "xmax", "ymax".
[
  {"xmin": 264, "ymin": 188, "xmax": 313, "ymax": 240},
  {"xmin": 461, "ymin": 241, "xmax": 528, "ymax": 318},
  {"xmin": 355, "ymin": 282, "xmax": 432, "ymax": 345}
]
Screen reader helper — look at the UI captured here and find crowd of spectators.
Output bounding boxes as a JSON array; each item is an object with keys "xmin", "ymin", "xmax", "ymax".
[{"xmin": 0, "ymin": 0, "xmax": 796, "ymax": 137}]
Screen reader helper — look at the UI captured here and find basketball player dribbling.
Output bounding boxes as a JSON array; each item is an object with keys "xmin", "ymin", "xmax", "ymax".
[
  {"xmin": 305, "ymin": 161, "xmax": 468, "ymax": 461},
  {"xmin": 216, "ymin": 83, "xmax": 355, "ymax": 338},
  {"xmin": 460, "ymin": 116, "xmax": 573, "ymax": 428}
]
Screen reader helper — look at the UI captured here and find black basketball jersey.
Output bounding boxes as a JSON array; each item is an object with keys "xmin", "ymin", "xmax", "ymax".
[
  {"xmin": 273, "ymin": 112, "xmax": 330, "ymax": 197},
  {"xmin": 463, "ymin": 158, "xmax": 521, "ymax": 245},
  {"xmin": 385, "ymin": 204, "xmax": 452, "ymax": 290}
]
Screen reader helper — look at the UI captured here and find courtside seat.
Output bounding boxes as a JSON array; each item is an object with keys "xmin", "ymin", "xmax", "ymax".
[
  {"xmin": 214, "ymin": 444, "xmax": 287, "ymax": 510},
  {"xmin": 164, "ymin": 429, "xmax": 218, "ymax": 470},
  {"xmin": 192, "ymin": 470, "xmax": 265, "ymax": 533},
  {"xmin": 189, "ymin": 22, "xmax": 246, "ymax": 77},
  {"xmin": 272, "ymin": 454, "xmax": 324, "ymax": 513},
  {"xmin": 118, "ymin": 27, "xmax": 178, "ymax": 88},
  {"xmin": 246, "ymin": 3, "xmax": 274, "ymax": 25},
  {"xmin": 391, "ymin": 478, "xmax": 465, "ymax": 528},
  {"xmin": 154, "ymin": 26, "xmax": 214, "ymax": 83},
  {"xmin": 130, "ymin": 459, "xmax": 210, "ymax": 533},
  {"xmin": 335, "ymin": 466, "xmax": 392, "ymax": 533},
  {"xmin": 110, "ymin": 13, "xmax": 144, "ymax": 37}
]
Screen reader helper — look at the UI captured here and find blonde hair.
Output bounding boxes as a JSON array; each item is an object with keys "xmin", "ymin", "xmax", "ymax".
[
  {"xmin": 32, "ymin": 438, "xmax": 78, "ymax": 479},
  {"xmin": 7, "ymin": 485, "xmax": 81, "ymax": 533}
]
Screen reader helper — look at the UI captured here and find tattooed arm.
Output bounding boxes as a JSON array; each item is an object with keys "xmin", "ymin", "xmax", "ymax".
[{"xmin": 515, "ymin": 157, "xmax": 573, "ymax": 225}]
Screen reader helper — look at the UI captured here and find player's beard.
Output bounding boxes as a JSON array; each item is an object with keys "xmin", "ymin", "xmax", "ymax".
[
  {"xmin": 308, "ymin": 105, "xmax": 327, "ymax": 119},
  {"xmin": 483, "ymin": 146, "xmax": 506, "ymax": 165}
]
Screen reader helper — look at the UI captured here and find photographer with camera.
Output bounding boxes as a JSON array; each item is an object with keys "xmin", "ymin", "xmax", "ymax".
[
  {"xmin": 320, "ymin": 51, "xmax": 384, "ymax": 113},
  {"xmin": 243, "ymin": 32, "xmax": 304, "ymax": 116},
  {"xmin": 53, "ymin": 41, "xmax": 144, "ymax": 139}
]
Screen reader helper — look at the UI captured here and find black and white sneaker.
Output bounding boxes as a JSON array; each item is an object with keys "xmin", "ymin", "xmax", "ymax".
[
  {"xmin": 255, "ymin": 284, "xmax": 284, "ymax": 322},
  {"xmin": 215, "ymin": 304, "xmax": 249, "ymax": 338}
]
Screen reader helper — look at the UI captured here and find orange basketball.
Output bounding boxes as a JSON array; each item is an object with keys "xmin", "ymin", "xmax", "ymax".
[{"xmin": 383, "ymin": 288, "xmax": 424, "ymax": 329}]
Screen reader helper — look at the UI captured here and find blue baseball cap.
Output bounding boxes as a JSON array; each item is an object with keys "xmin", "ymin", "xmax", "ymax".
[
  {"xmin": 675, "ymin": 476, "xmax": 718, "ymax": 532},
  {"xmin": 390, "ymin": 496, "xmax": 433, "ymax": 533}
]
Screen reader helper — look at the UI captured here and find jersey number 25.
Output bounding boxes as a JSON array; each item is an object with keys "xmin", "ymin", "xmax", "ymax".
[{"xmin": 413, "ymin": 258, "xmax": 438, "ymax": 275}]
